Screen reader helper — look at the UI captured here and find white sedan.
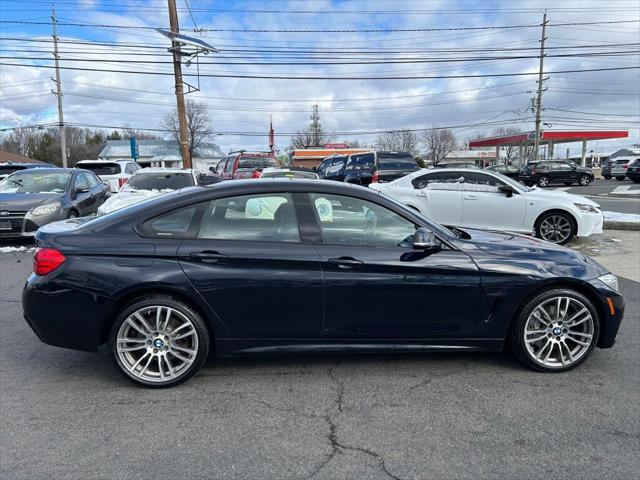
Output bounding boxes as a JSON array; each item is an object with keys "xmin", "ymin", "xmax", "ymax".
[
  {"xmin": 97, "ymin": 168, "xmax": 200, "ymax": 215},
  {"xmin": 370, "ymin": 168, "xmax": 603, "ymax": 244}
]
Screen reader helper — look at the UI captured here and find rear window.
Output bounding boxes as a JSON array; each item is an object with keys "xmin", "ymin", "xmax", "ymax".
[
  {"xmin": 77, "ymin": 163, "xmax": 121, "ymax": 175},
  {"xmin": 237, "ymin": 157, "xmax": 278, "ymax": 169},
  {"xmin": 377, "ymin": 153, "xmax": 417, "ymax": 170},
  {"xmin": 127, "ymin": 172, "xmax": 194, "ymax": 191}
]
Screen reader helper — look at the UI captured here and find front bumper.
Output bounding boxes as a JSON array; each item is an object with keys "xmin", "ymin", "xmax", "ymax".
[
  {"xmin": 576, "ymin": 211, "xmax": 604, "ymax": 237},
  {"xmin": 0, "ymin": 210, "xmax": 63, "ymax": 238},
  {"xmin": 588, "ymin": 280, "xmax": 625, "ymax": 348}
]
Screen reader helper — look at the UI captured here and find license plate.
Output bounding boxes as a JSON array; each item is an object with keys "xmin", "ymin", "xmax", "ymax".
[{"xmin": 0, "ymin": 220, "xmax": 12, "ymax": 231}]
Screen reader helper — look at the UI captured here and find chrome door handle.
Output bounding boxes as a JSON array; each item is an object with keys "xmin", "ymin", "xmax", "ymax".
[
  {"xmin": 188, "ymin": 251, "xmax": 228, "ymax": 263},
  {"xmin": 464, "ymin": 195, "xmax": 478, "ymax": 200},
  {"xmin": 328, "ymin": 257, "xmax": 364, "ymax": 269}
]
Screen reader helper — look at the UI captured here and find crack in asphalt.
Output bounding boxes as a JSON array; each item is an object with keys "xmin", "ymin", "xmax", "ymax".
[{"xmin": 308, "ymin": 360, "xmax": 404, "ymax": 480}]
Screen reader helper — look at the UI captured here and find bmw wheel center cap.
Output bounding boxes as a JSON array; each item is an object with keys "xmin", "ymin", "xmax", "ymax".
[{"xmin": 153, "ymin": 339, "xmax": 165, "ymax": 348}]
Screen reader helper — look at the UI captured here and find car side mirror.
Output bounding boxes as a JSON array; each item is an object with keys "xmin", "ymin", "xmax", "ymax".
[
  {"xmin": 413, "ymin": 227, "xmax": 440, "ymax": 251},
  {"xmin": 76, "ymin": 186, "xmax": 89, "ymax": 194},
  {"xmin": 312, "ymin": 166, "xmax": 317, "ymax": 172},
  {"xmin": 498, "ymin": 184, "xmax": 515, "ymax": 197},
  {"xmin": 103, "ymin": 182, "xmax": 111, "ymax": 193}
]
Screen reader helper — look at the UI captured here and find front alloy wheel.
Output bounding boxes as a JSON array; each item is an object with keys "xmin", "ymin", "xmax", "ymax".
[
  {"xmin": 578, "ymin": 175, "xmax": 591, "ymax": 186},
  {"xmin": 111, "ymin": 296, "xmax": 209, "ymax": 387},
  {"xmin": 510, "ymin": 289, "xmax": 599, "ymax": 372},
  {"xmin": 535, "ymin": 212, "xmax": 575, "ymax": 244},
  {"xmin": 537, "ymin": 176, "xmax": 550, "ymax": 187}
]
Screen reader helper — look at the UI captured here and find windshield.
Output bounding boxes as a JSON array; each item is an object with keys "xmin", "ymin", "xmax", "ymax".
[
  {"xmin": 125, "ymin": 172, "xmax": 193, "ymax": 191},
  {"xmin": 77, "ymin": 163, "xmax": 121, "ymax": 175},
  {"xmin": 377, "ymin": 153, "xmax": 417, "ymax": 170},
  {"xmin": 237, "ymin": 157, "xmax": 278, "ymax": 169},
  {"xmin": 0, "ymin": 171, "xmax": 70, "ymax": 193}
]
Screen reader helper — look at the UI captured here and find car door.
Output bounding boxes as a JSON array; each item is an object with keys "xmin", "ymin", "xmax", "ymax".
[
  {"xmin": 409, "ymin": 171, "xmax": 464, "ymax": 226},
  {"xmin": 85, "ymin": 171, "xmax": 108, "ymax": 210},
  {"xmin": 460, "ymin": 172, "xmax": 527, "ymax": 232},
  {"xmin": 174, "ymin": 192, "xmax": 324, "ymax": 342},
  {"xmin": 71, "ymin": 173, "xmax": 95, "ymax": 216},
  {"xmin": 323, "ymin": 157, "xmax": 347, "ymax": 182},
  {"xmin": 551, "ymin": 162, "xmax": 573, "ymax": 183},
  {"xmin": 307, "ymin": 192, "xmax": 481, "ymax": 338}
]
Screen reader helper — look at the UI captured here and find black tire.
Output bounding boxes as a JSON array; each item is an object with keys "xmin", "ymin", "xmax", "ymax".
[
  {"xmin": 109, "ymin": 294, "xmax": 210, "ymax": 388},
  {"xmin": 537, "ymin": 176, "xmax": 550, "ymax": 187},
  {"xmin": 578, "ymin": 175, "xmax": 591, "ymax": 186},
  {"xmin": 509, "ymin": 288, "xmax": 600, "ymax": 372},
  {"xmin": 66, "ymin": 210, "xmax": 78, "ymax": 219},
  {"xmin": 632, "ymin": 178, "xmax": 640, "ymax": 184},
  {"xmin": 603, "ymin": 176, "xmax": 611, "ymax": 180},
  {"xmin": 534, "ymin": 211, "xmax": 576, "ymax": 245},
  {"xmin": 615, "ymin": 176, "xmax": 625, "ymax": 181}
]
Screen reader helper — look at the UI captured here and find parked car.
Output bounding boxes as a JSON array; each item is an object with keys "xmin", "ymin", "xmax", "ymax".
[
  {"xmin": 317, "ymin": 151, "xmax": 419, "ymax": 185},
  {"xmin": 97, "ymin": 168, "xmax": 201, "ymax": 215},
  {"xmin": 75, "ymin": 159, "xmax": 141, "ymax": 191},
  {"xmin": 485, "ymin": 164, "xmax": 520, "ymax": 179},
  {"xmin": 370, "ymin": 168, "xmax": 602, "ymax": 244},
  {"xmin": 258, "ymin": 167, "xmax": 319, "ymax": 179},
  {"xmin": 219, "ymin": 151, "xmax": 279, "ymax": 180},
  {"xmin": 601, "ymin": 159, "xmax": 615, "ymax": 179},
  {"xmin": 625, "ymin": 159, "xmax": 640, "ymax": 183},
  {"xmin": 23, "ymin": 179, "xmax": 624, "ymax": 387},
  {"xmin": 519, "ymin": 161, "xmax": 594, "ymax": 187},
  {"xmin": 0, "ymin": 168, "xmax": 109, "ymax": 237},
  {"xmin": 0, "ymin": 162, "xmax": 55, "ymax": 181},
  {"xmin": 610, "ymin": 157, "xmax": 637, "ymax": 181}
]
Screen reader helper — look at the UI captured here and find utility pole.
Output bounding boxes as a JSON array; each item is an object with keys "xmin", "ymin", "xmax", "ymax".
[
  {"xmin": 533, "ymin": 11, "xmax": 548, "ymax": 162},
  {"xmin": 51, "ymin": 8, "xmax": 67, "ymax": 168},
  {"xmin": 167, "ymin": 0, "xmax": 191, "ymax": 168}
]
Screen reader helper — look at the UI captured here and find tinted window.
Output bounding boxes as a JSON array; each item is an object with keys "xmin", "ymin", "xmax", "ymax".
[
  {"xmin": 224, "ymin": 157, "xmax": 235, "ymax": 173},
  {"xmin": 460, "ymin": 172, "xmax": 505, "ymax": 191},
  {"xmin": 198, "ymin": 193, "xmax": 299, "ymax": 242},
  {"xmin": 411, "ymin": 172, "xmax": 464, "ymax": 189},
  {"xmin": 326, "ymin": 157, "xmax": 346, "ymax": 175},
  {"xmin": 316, "ymin": 158, "xmax": 332, "ymax": 176},
  {"xmin": 76, "ymin": 163, "xmax": 121, "ymax": 175},
  {"xmin": 377, "ymin": 153, "xmax": 417, "ymax": 170},
  {"xmin": 309, "ymin": 193, "xmax": 416, "ymax": 248},
  {"xmin": 535, "ymin": 163, "xmax": 550, "ymax": 172},
  {"xmin": 346, "ymin": 153, "xmax": 374, "ymax": 170},
  {"xmin": 551, "ymin": 163, "xmax": 570, "ymax": 171},
  {"xmin": 0, "ymin": 171, "xmax": 71, "ymax": 193},
  {"xmin": 237, "ymin": 156, "xmax": 278, "ymax": 169},
  {"xmin": 126, "ymin": 172, "xmax": 194, "ymax": 191},
  {"xmin": 145, "ymin": 206, "xmax": 199, "ymax": 237}
]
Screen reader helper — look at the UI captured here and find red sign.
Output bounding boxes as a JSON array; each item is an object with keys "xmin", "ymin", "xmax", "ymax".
[{"xmin": 324, "ymin": 143, "xmax": 350, "ymax": 149}]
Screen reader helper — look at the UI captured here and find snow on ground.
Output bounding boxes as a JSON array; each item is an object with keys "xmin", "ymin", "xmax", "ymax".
[
  {"xmin": 611, "ymin": 186, "xmax": 640, "ymax": 195},
  {"xmin": 0, "ymin": 246, "xmax": 36, "ymax": 254},
  {"xmin": 604, "ymin": 211, "xmax": 640, "ymax": 224}
]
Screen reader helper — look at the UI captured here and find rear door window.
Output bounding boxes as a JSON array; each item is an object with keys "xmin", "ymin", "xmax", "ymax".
[
  {"xmin": 198, "ymin": 193, "xmax": 300, "ymax": 242},
  {"xmin": 346, "ymin": 153, "xmax": 374, "ymax": 171},
  {"xmin": 411, "ymin": 172, "xmax": 464, "ymax": 189}
]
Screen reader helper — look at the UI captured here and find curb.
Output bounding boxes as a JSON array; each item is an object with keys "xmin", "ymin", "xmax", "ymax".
[{"xmin": 604, "ymin": 221, "xmax": 640, "ymax": 231}]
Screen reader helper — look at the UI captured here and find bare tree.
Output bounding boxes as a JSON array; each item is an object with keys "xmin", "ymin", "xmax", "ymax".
[
  {"xmin": 374, "ymin": 130, "xmax": 418, "ymax": 155},
  {"xmin": 162, "ymin": 99, "xmax": 214, "ymax": 157},
  {"xmin": 2, "ymin": 125, "xmax": 39, "ymax": 157},
  {"xmin": 290, "ymin": 129, "xmax": 314, "ymax": 149},
  {"xmin": 492, "ymin": 127, "xmax": 522, "ymax": 164},
  {"xmin": 422, "ymin": 128, "xmax": 456, "ymax": 166}
]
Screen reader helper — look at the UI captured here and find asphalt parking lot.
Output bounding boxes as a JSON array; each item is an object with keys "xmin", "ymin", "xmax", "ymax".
[
  {"xmin": 1, "ymin": 247, "xmax": 638, "ymax": 479},
  {"xmin": 551, "ymin": 178, "xmax": 640, "ymax": 215}
]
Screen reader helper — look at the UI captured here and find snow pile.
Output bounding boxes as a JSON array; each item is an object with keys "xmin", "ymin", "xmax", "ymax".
[
  {"xmin": 604, "ymin": 211, "xmax": 640, "ymax": 224},
  {"xmin": 0, "ymin": 245, "xmax": 36, "ymax": 254}
]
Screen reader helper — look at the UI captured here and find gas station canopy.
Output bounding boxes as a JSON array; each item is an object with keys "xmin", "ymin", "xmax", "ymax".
[{"xmin": 469, "ymin": 130, "xmax": 628, "ymax": 148}]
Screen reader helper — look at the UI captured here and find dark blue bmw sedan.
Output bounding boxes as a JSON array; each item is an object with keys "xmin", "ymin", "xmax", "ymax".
[{"xmin": 22, "ymin": 180, "xmax": 624, "ymax": 387}]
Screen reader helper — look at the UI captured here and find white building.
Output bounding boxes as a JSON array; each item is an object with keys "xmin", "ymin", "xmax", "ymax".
[{"xmin": 98, "ymin": 140, "xmax": 224, "ymax": 172}]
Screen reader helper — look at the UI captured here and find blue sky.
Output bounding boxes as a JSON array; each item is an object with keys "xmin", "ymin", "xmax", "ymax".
[{"xmin": 1, "ymin": 0, "xmax": 638, "ymax": 155}]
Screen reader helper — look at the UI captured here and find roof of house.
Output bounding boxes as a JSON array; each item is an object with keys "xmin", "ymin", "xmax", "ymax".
[
  {"xmin": 0, "ymin": 149, "xmax": 44, "ymax": 164},
  {"xmin": 98, "ymin": 140, "xmax": 223, "ymax": 159}
]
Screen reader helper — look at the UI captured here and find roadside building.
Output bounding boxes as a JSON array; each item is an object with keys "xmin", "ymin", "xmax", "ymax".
[
  {"xmin": 97, "ymin": 140, "xmax": 224, "ymax": 172},
  {"xmin": 0, "ymin": 149, "xmax": 45, "ymax": 164},
  {"xmin": 437, "ymin": 149, "xmax": 497, "ymax": 168}
]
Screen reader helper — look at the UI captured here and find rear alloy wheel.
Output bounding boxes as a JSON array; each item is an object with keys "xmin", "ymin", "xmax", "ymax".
[
  {"xmin": 510, "ymin": 289, "xmax": 599, "ymax": 372},
  {"xmin": 537, "ymin": 176, "xmax": 550, "ymax": 187},
  {"xmin": 535, "ymin": 212, "xmax": 575, "ymax": 244},
  {"xmin": 67, "ymin": 211, "xmax": 78, "ymax": 219},
  {"xmin": 578, "ymin": 175, "xmax": 591, "ymax": 186},
  {"xmin": 111, "ymin": 296, "xmax": 209, "ymax": 387}
]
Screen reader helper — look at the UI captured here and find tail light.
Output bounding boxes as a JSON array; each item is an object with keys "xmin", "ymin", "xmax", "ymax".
[
  {"xmin": 118, "ymin": 177, "xmax": 128, "ymax": 189},
  {"xmin": 251, "ymin": 169, "xmax": 262, "ymax": 178},
  {"xmin": 33, "ymin": 248, "xmax": 66, "ymax": 276},
  {"xmin": 623, "ymin": 164, "xmax": 629, "ymax": 169},
  {"xmin": 371, "ymin": 170, "xmax": 380, "ymax": 183}
]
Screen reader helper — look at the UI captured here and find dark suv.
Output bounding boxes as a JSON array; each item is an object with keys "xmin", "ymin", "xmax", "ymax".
[
  {"xmin": 626, "ymin": 159, "xmax": 640, "ymax": 183},
  {"xmin": 316, "ymin": 151, "xmax": 418, "ymax": 185},
  {"xmin": 519, "ymin": 161, "xmax": 594, "ymax": 187}
]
